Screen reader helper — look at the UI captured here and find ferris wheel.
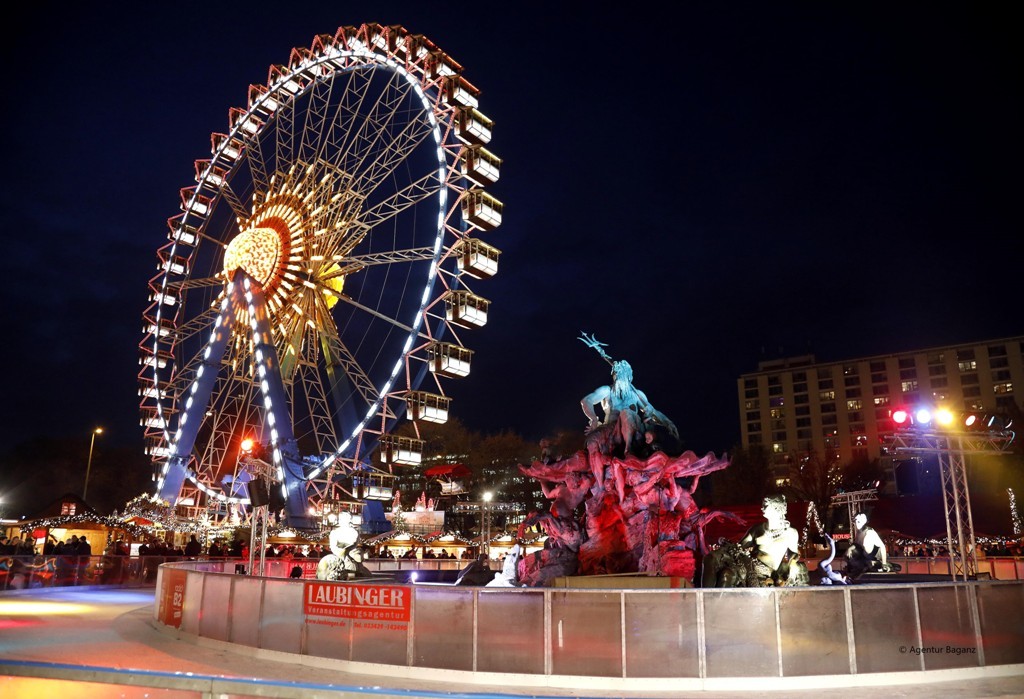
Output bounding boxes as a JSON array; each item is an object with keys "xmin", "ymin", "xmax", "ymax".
[{"xmin": 138, "ymin": 24, "xmax": 503, "ymax": 527}]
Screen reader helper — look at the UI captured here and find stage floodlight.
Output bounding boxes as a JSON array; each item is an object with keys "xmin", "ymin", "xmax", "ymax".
[
  {"xmin": 935, "ymin": 408, "xmax": 955, "ymax": 427},
  {"xmin": 892, "ymin": 408, "xmax": 910, "ymax": 426},
  {"xmin": 915, "ymin": 408, "xmax": 933, "ymax": 425}
]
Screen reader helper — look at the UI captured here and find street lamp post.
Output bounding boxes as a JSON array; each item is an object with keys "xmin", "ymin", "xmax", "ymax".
[
  {"xmin": 82, "ymin": 428, "xmax": 103, "ymax": 501},
  {"xmin": 482, "ymin": 491, "xmax": 493, "ymax": 559}
]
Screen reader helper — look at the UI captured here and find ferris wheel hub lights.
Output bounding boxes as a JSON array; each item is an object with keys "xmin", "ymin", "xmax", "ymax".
[{"xmin": 224, "ymin": 227, "xmax": 282, "ymax": 285}]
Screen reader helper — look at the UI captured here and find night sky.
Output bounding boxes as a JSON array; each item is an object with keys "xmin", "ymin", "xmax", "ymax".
[{"xmin": 2, "ymin": 3, "xmax": 1019, "ymax": 464}]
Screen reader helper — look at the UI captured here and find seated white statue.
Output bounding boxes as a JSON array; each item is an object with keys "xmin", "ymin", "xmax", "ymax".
[
  {"xmin": 316, "ymin": 513, "xmax": 369, "ymax": 581},
  {"xmin": 738, "ymin": 494, "xmax": 806, "ymax": 586},
  {"xmin": 846, "ymin": 512, "xmax": 898, "ymax": 577},
  {"xmin": 485, "ymin": 544, "xmax": 522, "ymax": 587}
]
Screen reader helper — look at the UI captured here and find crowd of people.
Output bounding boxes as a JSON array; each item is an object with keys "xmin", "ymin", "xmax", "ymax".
[
  {"xmin": 1, "ymin": 534, "xmax": 94, "ymax": 557},
  {"xmin": 895, "ymin": 540, "xmax": 1023, "ymax": 558},
  {"xmin": 373, "ymin": 546, "xmax": 474, "ymax": 560}
]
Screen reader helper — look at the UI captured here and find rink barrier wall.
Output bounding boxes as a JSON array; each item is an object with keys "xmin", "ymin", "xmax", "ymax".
[{"xmin": 153, "ymin": 560, "xmax": 1024, "ymax": 685}]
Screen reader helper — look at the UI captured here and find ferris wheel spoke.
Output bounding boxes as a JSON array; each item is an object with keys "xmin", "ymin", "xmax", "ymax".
[
  {"xmin": 296, "ymin": 78, "xmax": 337, "ymax": 167},
  {"xmin": 327, "ymin": 69, "xmax": 406, "ymax": 175},
  {"xmin": 315, "ymin": 68, "xmax": 376, "ymax": 167},
  {"xmin": 218, "ymin": 180, "xmax": 251, "ymax": 223},
  {"xmin": 196, "ymin": 386, "xmax": 254, "ymax": 489},
  {"xmin": 322, "ymin": 70, "xmax": 433, "ymax": 197},
  {"xmin": 320, "ymin": 284, "xmax": 422, "ymax": 339},
  {"xmin": 360, "ymin": 172, "xmax": 442, "ymax": 231},
  {"xmin": 172, "ymin": 306, "xmax": 224, "ymax": 344},
  {"xmin": 317, "ymin": 310, "xmax": 381, "ymax": 408},
  {"xmin": 319, "ymin": 247, "xmax": 436, "ymax": 281},
  {"xmin": 349, "ymin": 115, "xmax": 436, "ymax": 199},
  {"xmin": 290, "ymin": 327, "xmax": 343, "ymax": 452},
  {"xmin": 244, "ymin": 129, "xmax": 272, "ymax": 202},
  {"xmin": 169, "ymin": 276, "xmax": 227, "ymax": 292}
]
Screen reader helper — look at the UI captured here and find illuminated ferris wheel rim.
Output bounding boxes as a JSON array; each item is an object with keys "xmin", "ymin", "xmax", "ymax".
[{"xmin": 141, "ymin": 25, "xmax": 501, "ymax": 508}]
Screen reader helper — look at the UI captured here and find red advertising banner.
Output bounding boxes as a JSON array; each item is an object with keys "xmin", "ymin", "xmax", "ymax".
[
  {"xmin": 158, "ymin": 568, "xmax": 187, "ymax": 628},
  {"xmin": 304, "ymin": 581, "xmax": 410, "ymax": 622}
]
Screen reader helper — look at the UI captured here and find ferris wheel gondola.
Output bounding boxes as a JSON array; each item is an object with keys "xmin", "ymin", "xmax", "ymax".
[{"xmin": 138, "ymin": 24, "xmax": 502, "ymax": 527}]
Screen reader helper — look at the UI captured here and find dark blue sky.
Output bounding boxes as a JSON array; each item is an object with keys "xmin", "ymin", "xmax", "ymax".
[{"xmin": 1, "ymin": 3, "xmax": 1019, "ymax": 460}]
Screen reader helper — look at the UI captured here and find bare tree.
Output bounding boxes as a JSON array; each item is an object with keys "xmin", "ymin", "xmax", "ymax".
[{"xmin": 784, "ymin": 447, "xmax": 843, "ymax": 535}]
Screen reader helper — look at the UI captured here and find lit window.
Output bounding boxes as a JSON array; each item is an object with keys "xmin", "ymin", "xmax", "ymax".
[
  {"xmin": 901, "ymin": 380, "xmax": 918, "ymax": 392},
  {"xmin": 772, "ymin": 442, "xmax": 786, "ymax": 454},
  {"xmin": 994, "ymin": 382, "xmax": 1013, "ymax": 394},
  {"xmin": 820, "ymin": 390, "xmax": 835, "ymax": 400},
  {"xmin": 873, "ymin": 396, "xmax": 890, "ymax": 406},
  {"xmin": 958, "ymin": 360, "xmax": 977, "ymax": 372},
  {"xmin": 847, "ymin": 399, "xmax": 863, "ymax": 410}
]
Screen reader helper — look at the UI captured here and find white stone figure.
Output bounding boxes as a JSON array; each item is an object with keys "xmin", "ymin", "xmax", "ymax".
[
  {"xmin": 739, "ymin": 494, "xmax": 805, "ymax": 585},
  {"xmin": 485, "ymin": 543, "xmax": 522, "ymax": 587},
  {"xmin": 818, "ymin": 533, "xmax": 848, "ymax": 585},
  {"xmin": 316, "ymin": 512, "xmax": 369, "ymax": 581},
  {"xmin": 846, "ymin": 511, "xmax": 898, "ymax": 577}
]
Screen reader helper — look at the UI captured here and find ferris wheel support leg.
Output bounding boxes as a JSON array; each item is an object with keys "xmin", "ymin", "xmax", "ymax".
[
  {"xmin": 244, "ymin": 274, "xmax": 314, "ymax": 529},
  {"xmin": 157, "ymin": 291, "xmax": 240, "ymax": 503}
]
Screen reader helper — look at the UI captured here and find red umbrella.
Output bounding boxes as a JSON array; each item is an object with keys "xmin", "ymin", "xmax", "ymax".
[{"xmin": 424, "ymin": 464, "xmax": 471, "ymax": 478}]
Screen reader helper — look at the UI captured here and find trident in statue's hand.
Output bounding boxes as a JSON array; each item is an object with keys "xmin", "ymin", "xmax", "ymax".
[{"xmin": 578, "ymin": 332, "xmax": 613, "ymax": 365}]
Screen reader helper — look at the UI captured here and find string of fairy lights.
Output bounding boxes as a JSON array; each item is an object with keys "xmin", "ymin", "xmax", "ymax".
[{"xmin": 1010, "ymin": 488, "xmax": 1022, "ymax": 537}]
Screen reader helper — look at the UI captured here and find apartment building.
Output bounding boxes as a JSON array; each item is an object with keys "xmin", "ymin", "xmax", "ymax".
[{"xmin": 737, "ymin": 336, "xmax": 1024, "ymax": 483}]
